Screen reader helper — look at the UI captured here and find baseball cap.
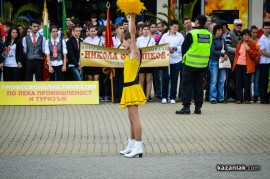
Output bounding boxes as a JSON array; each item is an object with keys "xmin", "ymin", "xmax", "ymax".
[{"xmin": 233, "ymin": 19, "xmax": 242, "ymax": 24}]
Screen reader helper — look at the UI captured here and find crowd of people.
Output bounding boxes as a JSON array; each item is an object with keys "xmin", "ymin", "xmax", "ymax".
[{"xmin": 0, "ymin": 13, "xmax": 269, "ymax": 106}]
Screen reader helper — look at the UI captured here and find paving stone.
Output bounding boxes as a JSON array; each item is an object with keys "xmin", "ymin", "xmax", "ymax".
[{"xmin": 0, "ymin": 102, "xmax": 269, "ymax": 178}]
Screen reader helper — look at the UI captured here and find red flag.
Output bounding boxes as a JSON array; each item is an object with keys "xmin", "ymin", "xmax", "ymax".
[
  {"xmin": 104, "ymin": 6, "xmax": 114, "ymax": 47},
  {"xmin": 104, "ymin": 4, "xmax": 115, "ymax": 102}
]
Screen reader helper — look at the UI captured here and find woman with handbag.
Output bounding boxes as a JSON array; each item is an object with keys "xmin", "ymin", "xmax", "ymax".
[
  {"xmin": 232, "ymin": 29, "xmax": 260, "ymax": 104},
  {"xmin": 209, "ymin": 24, "xmax": 229, "ymax": 103}
]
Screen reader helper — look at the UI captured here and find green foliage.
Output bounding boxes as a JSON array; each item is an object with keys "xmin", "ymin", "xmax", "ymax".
[
  {"xmin": 145, "ymin": 0, "xmax": 199, "ymax": 31},
  {"xmin": 2, "ymin": 2, "xmax": 13, "ymax": 23},
  {"xmin": 13, "ymin": 17, "xmax": 31, "ymax": 28},
  {"xmin": 2, "ymin": 2, "xmax": 40, "ymax": 27},
  {"xmin": 183, "ymin": 0, "xmax": 199, "ymax": 20}
]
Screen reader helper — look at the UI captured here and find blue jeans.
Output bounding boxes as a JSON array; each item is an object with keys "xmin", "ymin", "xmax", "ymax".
[
  {"xmin": 251, "ymin": 65, "xmax": 260, "ymax": 97},
  {"xmin": 208, "ymin": 60, "xmax": 226, "ymax": 101},
  {"xmin": 162, "ymin": 62, "xmax": 181, "ymax": 100},
  {"xmin": 69, "ymin": 66, "xmax": 82, "ymax": 81}
]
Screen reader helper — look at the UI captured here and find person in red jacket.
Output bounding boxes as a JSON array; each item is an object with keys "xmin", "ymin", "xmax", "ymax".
[
  {"xmin": 257, "ymin": 17, "xmax": 270, "ymax": 39},
  {"xmin": 232, "ymin": 29, "xmax": 260, "ymax": 104}
]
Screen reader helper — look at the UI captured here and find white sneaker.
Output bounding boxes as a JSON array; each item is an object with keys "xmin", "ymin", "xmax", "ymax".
[
  {"xmin": 170, "ymin": 99, "xmax": 176, "ymax": 104},
  {"xmin": 120, "ymin": 139, "xmax": 134, "ymax": 155},
  {"xmin": 161, "ymin": 98, "xmax": 167, "ymax": 104},
  {"xmin": 125, "ymin": 141, "xmax": 143, "ymax": 158}
]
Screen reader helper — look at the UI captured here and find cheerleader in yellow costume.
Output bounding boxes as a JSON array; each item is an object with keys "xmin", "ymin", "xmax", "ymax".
[{"xmin": 119, "ymin": 13, "xmax": 146, "ymax": 158}]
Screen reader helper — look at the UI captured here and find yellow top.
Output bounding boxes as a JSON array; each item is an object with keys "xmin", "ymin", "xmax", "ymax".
[
  {"xmin": 119, "ymin": 55, "xmax": 146, "ymax": 109},
  {"xmin": 123, "ymin": 55, "xmax": 140, "ymax": 83}
]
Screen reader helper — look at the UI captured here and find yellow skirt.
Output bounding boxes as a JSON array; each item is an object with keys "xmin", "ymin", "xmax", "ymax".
[{"xmin": 119, "ymin": 84, "xmax": 146, "ymax": 109}]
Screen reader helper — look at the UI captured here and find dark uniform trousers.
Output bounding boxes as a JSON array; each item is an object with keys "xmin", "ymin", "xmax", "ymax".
[
  {"xmin": 113, "ymin": 68, "xmax": 124, "ymax": 101},
  {"xmin": 182, "ymin": 64, "xmax": 207, "ymax": 108},
  {"xmin": 25, "ymin": 59, "xmax": 43, "ymax": 81}
]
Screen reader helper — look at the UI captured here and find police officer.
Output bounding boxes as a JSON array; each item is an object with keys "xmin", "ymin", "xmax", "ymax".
[{"xmin": 176, "ymin": 15, "xmax": 212, "ymax": 115}]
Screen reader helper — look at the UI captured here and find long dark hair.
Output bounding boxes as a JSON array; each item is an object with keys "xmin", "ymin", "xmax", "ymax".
[{"xmin": 4, "ymin": 27, "xmax": 21, "ymax": 47}]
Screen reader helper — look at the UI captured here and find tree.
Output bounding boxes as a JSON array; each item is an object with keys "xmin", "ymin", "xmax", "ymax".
[
  {"xmin": 145, "ymin": 0, "xmax": 199, "ymax": 31},
  {"xmin": 2, "ymin": 2, "xmax": 40, "ymax": 27}
]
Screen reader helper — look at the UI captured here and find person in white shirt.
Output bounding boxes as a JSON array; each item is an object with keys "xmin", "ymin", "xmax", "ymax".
[
  {"xmin": 2, "ymin": 27, "xmax": 23, "ymax": 81},
  {"xmin": 158, "ymin": 20, "xmax": 185, "ymax": 104},
  {"xmin": 45, "ymin": 25, "xmax": 67, "ymax": 81},
  {"xmin": 113, "ymin": 23, "xmax": 124, "ymax": 48},
  {"xmin": 83, "ymin": 25, "xmax": 103, "ymax": 81},
  {"xmin": 136, "ymin": 24, "xmax": 155, "ymax": 102},
  {"xmin": 258, "ymin": 22, "xmax": 270, "ymax": 104},
  {"xmin": 22, "ymin": 19, "xmax": 46, "ymax": 81},
  {"xmin": 112, "ymin": 23, "xmax": 125, "ymax": 103}
]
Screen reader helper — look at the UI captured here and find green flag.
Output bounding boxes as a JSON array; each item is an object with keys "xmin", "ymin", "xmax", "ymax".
[
  {"xmin": 42, "ymin": 0, "xmax": 49, "ymax": 39},
  {"xmin": 42, "ymin": 0, "xmax": 50, "ymax": 81},
  {"xmin": 62, "ymin": 0, "xmax": 67, "ymax": 38}
]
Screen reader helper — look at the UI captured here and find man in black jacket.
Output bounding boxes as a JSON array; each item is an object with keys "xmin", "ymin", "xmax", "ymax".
[
  {"xmin": 66, "ymin": 25, "xmax": 82, "ymax": 80},
  {"xmin": 176, "ymin": 15, "xmax": 212, "ymax": 115}
]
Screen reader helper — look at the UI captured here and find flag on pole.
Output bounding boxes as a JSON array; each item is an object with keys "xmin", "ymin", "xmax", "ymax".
[
  {"xmin": 62, "ymin": 0, "xmax": 67, "ymax": 38},
  {"xmin": 103, "ymin": 2, "xmax": 115, "ymax": 102},
  {"xmin": 104, "ymin": 3, "xmax": 114, "ymax": 47},
  {"xmin": 42, "ymin": 0, "xmax": 50, "ymax": 81},
  {"xmin": 42, "ymin": 0, "xmax": 49, "ymax": 39}
]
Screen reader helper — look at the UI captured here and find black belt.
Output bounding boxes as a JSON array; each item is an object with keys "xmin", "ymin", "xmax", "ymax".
[{"xmin": 123, "ymin": 79, "xmax": 139, "ymax": 87}]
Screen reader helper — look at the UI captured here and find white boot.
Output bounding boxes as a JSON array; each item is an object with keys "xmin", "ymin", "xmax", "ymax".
[
  {"xmin": 119, "ymin": 139, "xmax": 134, "ymax": 155},
  {"xmin": 124, "ymin": 141, "xmax": 143, "ymax": 158}
]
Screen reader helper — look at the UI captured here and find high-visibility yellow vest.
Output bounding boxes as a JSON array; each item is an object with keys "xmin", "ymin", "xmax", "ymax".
[{"xmin": 183, "ymin": 29, "xmax": 212, "ymax": 68}]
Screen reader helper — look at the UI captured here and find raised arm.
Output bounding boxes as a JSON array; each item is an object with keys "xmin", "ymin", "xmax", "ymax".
[{"xmin": 129, "ymin": 13, "xmax": 139, "ymax": 60}]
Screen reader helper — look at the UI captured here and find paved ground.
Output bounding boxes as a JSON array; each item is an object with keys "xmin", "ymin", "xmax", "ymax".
[{"xmin": 0, "ymin": 101, "xmax": 270, "ymax": 178}]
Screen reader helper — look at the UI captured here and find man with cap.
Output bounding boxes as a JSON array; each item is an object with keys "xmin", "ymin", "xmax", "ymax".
[
  {"xmin": 226, "ymin": 19, "xmax": 242, "ymax": 59},
  {"xmin": 176, "ymin": 15, "xmax": 212, "ymax": 115},
  {"xmin": 225, "ymin": 19, "xmax": 243, "ymax": 100}
]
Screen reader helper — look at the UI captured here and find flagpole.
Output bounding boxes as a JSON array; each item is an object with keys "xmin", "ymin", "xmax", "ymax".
[
  {"xmin": 42, "ymin": 0, "xmax": 50, "ymax": 81},
  {"xmin": 57, "ymin": 0, "xmax": 62, "ymax": 30},
  {"xmin": 106, "ymin": 1, "xmax": 115, "ymax": 103}
]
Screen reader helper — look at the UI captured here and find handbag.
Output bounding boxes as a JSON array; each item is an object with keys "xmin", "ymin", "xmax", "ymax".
[{"xmin": 219, "ymin": 40, "xmax": 231, "ymax": 69}]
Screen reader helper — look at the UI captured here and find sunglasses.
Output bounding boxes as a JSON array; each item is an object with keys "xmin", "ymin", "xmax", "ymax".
[{"xmin": 236, "ymin": 24, "xmax": 243, "ymax": 27}]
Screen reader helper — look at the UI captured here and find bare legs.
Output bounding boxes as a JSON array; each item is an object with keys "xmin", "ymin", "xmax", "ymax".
[
  {"xmin": 139, "ymin": 73, "xmax": 153, "ymax": 101},
  {"xmin": 124, "ymin": 105, "xmax": 143, "ymax": 157},
  {"xmin": 87, "ymin": 74, "xmax": 99, "ymax": 81},
  {"xmin": 127, "ymin": 105, "xmax": 142, "ymax": 141}
]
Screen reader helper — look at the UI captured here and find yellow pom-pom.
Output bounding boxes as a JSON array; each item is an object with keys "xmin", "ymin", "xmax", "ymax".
[{"xmin": 117, "ymin": 0, "xmax": 146, "ymax": 15}]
